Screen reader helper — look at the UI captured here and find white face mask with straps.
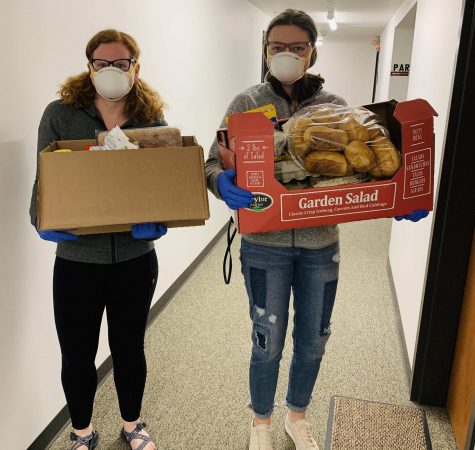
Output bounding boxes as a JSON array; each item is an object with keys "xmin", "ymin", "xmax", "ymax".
[
  {"xmin": 267, "ymin": 51, "xmax": 310, "ymax": 85},
  {"xmin": 91, "ymin": 66, "xmax": 135, "ymax": 102}
]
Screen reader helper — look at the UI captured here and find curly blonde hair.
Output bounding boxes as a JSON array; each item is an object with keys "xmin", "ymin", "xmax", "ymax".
[{"xmin": 58, "ymin": 29, "xmax": 165, "ymax": 124}]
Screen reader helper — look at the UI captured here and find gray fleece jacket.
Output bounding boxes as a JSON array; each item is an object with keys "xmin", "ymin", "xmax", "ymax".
[
  {"xmin": 205, "ymin": 81, "xmax": 347, "ymax": 249},
  {"xmin": 30, "ymin": 100, "xmax": 166, "ymax": 263}
]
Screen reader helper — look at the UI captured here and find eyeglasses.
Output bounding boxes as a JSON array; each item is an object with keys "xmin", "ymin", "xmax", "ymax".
[
  {"xmin": 266, "ymin": 41, "xmax": 313, "ymax": 56},
  {"xmin": 89, "ymin": 58, "xmax": 136, "ymax": 72}
]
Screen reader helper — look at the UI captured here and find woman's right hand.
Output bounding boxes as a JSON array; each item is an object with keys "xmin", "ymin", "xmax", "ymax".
[
  {"xmin": 37, "ymin": 229, "xmax": 79, "ymax": 243},
  {"xmin": 217, "ymin": 170, "xmax": 254, "ymax": 210}
]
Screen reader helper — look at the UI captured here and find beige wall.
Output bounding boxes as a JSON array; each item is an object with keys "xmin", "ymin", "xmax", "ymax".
[
  {"xmin": 0, "ymin": 1, "xmax": 268, "ymax": 448},
  {"xmin": 375, "ymin": 0, "xmax": 465, "ymax": 367},
  {"xmin": 309, "ymin": 37, "xmax": 377, "ymax": 106}
]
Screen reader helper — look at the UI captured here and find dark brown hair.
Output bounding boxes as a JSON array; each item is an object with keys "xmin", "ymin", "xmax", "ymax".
[
  {"xmin": 265, "ymin": 9, "xmax": 325, "ymax": 105},
  {"xmin": 58, "ymin": 29, "xmax": 165, "ymax": 124}
]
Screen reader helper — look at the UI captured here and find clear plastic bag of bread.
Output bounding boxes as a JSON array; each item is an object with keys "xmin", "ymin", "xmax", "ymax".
[{"xmin": 282, "ymin": 103, "xmax": 401, "ymax": 179}]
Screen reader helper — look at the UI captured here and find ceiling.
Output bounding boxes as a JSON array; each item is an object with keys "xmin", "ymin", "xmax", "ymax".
[{"xmin": 248, "ymin": 0, "xmax": 406, "ymax": 41}]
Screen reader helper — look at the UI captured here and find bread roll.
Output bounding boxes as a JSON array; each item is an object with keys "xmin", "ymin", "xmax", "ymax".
[
  {"xmin": 369, "ymin": 165, "xmax": 384, "ymax": 178},
  {"xmin": 346, "ymin": 161, "xmax": 356, "ymax": 176},
  {"xmin": 304, "ymin": 151, "xmax": 348, "ymax": 176},
  {"xmin": 369, "ymin": 137, "xmax": 401, "ymax": 176},
  {"xmin": 344, "ymin": 140, "xmax": 377, "ymax": 172},
  {"xmin": 367, "ymin": 125, "xmax": 386, "ymax": 141},
  {"xmin": 290, "ymin": 132, "xmax": 311, "ymax": 158},
  {"xmin": 98, "ymin": 126, "xmax": 182, "ymax": 148},
  {"xmin": 287, "ymin": 116, "xmax": 312, "ymax": 135},
  {"xmin": 287, "ymin": 117, "xmax": 313, "ymax": 158},
  {"xmin": 308, "ymin": 105, "xmax": 343, "ymax": 129},
  {"xmin": 339, "ymin": 116, "xmax": 370, "ymax": 142},
  {"xmin": 304, "ymin": 126, "xmax": 349, "ymax": 151}
]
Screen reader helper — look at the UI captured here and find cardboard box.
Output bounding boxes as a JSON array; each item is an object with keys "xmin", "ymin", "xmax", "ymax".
[
  {"xmin": 38, "ymin": 137, "xmax": 210, "ymax": 234},
  {"xmin": 218, "ymin": 99, "xmax": 437, "ymax": 234}
]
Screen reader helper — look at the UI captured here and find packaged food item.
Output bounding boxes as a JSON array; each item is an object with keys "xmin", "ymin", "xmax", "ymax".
[
  {"xmin": 283, "ymin": 179, "xmax": 313, "ymax": 190},
  {"xmin": 97, "ymin": 126, "xmax": 182, "ymax": 149},
  {"xmin": 226, "ymin": 103, "xmax": 278, "ymax": 127},
  {"xmin": 93, "ymin": 125, "xmax": 139, "ymax": 150},
  {"xmin": 283, "ymin": 104, "xmax": 402, "ymax": 181},
  {"xmin": 275, "ymin": 158, "xmax": 309, "ymax": 183},
  {"xmin": 273, "ymin": 130, "xmax": 287, "ymax": 157}
]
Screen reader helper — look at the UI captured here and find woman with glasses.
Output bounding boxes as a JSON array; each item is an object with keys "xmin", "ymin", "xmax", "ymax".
[
  {"xmin": 206, "ymin": 9, "xmax": 344, "ymax": 450},
  {"xmin": 29, "ymin": 30, "xmax": 164, "ymax": 450},
  {"xmin": 206, "ymin": 9, "xmax": 428, "ymax": 450}
]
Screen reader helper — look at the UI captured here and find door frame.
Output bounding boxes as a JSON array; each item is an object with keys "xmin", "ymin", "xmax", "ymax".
[
  {"xmin": 466, "ymin": 399, "xmax": 475, "ymax": 450},
  {"xmin": 410, "ymin": 0, "xmax": 475, "ymax": 408}
]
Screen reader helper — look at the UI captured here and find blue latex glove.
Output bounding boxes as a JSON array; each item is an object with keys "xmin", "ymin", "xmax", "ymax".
[
  {"xmin": 37, "ymin": 229, "xmax": 79, "ymax": 243},
  {"xmin": 394, "ymin": 209, "xmax": 429, "ymax": 222},
  {"xmin": 217, "ymin": 170, "xmax": 254, "ymax": 210},
  {"xmin": 131, "ymin": 223, "xmax": 167, "ymax": 240}
]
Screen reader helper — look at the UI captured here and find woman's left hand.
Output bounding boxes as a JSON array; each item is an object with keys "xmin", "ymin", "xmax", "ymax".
[
  {"xmin": 394, "ymin": 209, "xmax": 429, "ymax": 222},
  {"xmin": 131, "ymin": 223, "xmax": 168, "ymax": 240}
]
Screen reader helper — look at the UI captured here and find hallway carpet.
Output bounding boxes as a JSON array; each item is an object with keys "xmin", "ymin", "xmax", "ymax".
[{"xmin": 48, "ymin": 219, "xmax": 456, "ymax": 449}]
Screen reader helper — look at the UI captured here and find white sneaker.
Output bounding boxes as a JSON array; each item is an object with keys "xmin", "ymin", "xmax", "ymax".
[
  {"xmin": 249, "ymin": 420, "xmax": 273, "ymax": 450},
  {"xmin": 285, "ymin": 413, "xmax": 320, "ymax": 450}
]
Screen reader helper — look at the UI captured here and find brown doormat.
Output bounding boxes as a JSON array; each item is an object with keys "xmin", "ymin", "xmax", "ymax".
[{"xmin": 325, "ymin": 396, "xmax": 432, "ymax": 450}]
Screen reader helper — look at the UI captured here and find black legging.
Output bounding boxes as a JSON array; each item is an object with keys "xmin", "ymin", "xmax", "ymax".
[{"xmin": 53, "ymin": 250, "xmax": 158, "ymax": 429}]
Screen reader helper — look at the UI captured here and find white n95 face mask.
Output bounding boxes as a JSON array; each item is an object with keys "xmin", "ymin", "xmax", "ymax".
[
  {"xmin": 267, "ymin": 51, "xmax": 307, "ymax": 85},
  {"xmin": 92, "ymin": 66, "xmax": 134, "ymax": 102}
]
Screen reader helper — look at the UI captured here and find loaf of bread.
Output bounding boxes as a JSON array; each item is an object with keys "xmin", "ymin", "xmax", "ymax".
[
  {"xmin": 304, "ymin": 126, "xmax": 349, "ymax": 151},
  {"xmin": 339, "ymin": 116, "xmax": 370, "ymax": 142},
  {"xmin": 344, "ymin": 140, "xmax": 377, "ymax": 172},
  {"xmin": 369, "ymin": 137, "xmax": 401, "ymax": 176},
  {"xmin": 98, "ymin": 126, "xmax": 183, "ymax": 148},
  {"xmin": 304, "ymin": 151, "xmax": 348, "ymax": 176}
]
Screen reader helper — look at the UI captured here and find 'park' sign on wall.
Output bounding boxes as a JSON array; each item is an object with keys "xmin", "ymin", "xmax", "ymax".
[{"xmin": 391, "ymin": 63, "xmax": 410, "ymax": 76}]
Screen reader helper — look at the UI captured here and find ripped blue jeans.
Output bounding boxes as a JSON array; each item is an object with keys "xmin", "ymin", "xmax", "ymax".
[{"xmin": 240, "ymin": 239, "xmax": 340, "ymax": 419}]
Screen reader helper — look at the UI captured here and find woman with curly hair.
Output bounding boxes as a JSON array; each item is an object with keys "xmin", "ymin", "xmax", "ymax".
[{"xmin": 29, "ymin": 29, "xmax": 166, "ymax": 450}]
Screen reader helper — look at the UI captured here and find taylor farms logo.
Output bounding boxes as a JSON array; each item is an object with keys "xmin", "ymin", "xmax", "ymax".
[{"xmin": 247, "ymin": 193, "xmax": 273, "ymax": 212}]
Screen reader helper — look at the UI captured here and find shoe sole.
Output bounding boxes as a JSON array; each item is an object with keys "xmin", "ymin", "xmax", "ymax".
[{"xmin": 91, "ymin": 432, "xmax": 99, "ymax": 450}]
